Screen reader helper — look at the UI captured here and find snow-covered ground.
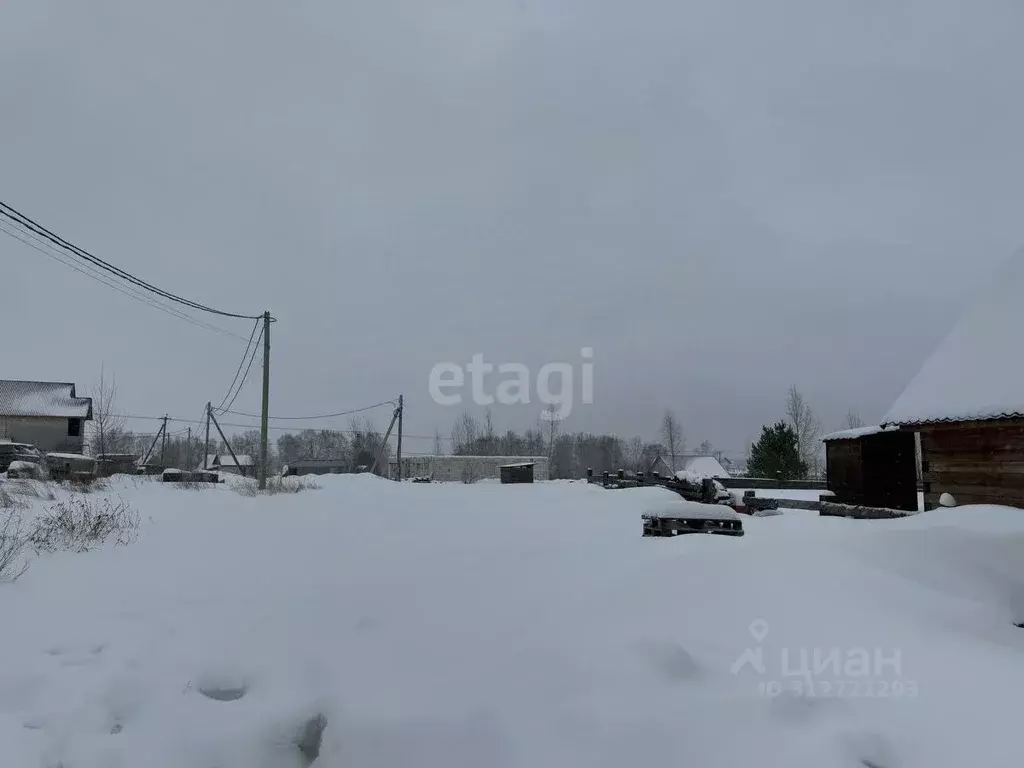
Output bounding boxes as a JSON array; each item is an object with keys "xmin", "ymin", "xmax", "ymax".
[{"xmin": 2, "ymin": 476, "xmax": 1024, "ymax": 767}]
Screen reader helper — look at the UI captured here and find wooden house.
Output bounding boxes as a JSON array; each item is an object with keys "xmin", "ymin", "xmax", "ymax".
[
  {"xmin": 210, "ymin": 454, "xmax": 255, "ymax": 477},
  {"xmin": 822, "ymin": 426, "xmax": 917, "ymax": 511},
  {"xmin": 882, "ymin": 251, "xmax": 1024, "ymax": 509}
]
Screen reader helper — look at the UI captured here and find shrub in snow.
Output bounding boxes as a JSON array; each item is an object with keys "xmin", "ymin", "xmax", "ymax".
[
  {"xmin": 4, "ymin": 479, "xmax": 56, "ymax": 501},
  {"xmin": 0, "ymin": 485, "xmax": 28, "ymax": 511},
  {"xmin": 0, "ymin": 509, "xmax": 32, "ymax": 581},
  {"xmin": 62, "ymin": 476, "xmax": 110, "ymax": 494},
  {"xmin": 30, "ymin": 495, "xmax": 139, "ymax": 553},
  {"xmin": 174, "ymin": 480, "xmax": 217, "ymax": 492},
  {"xmin": 232, "ymin": 476, "xmax": 321, "ymax": 497},
  {"xmin": 6, "ymin": 460, "xmax": 46, "ymax": 480}
]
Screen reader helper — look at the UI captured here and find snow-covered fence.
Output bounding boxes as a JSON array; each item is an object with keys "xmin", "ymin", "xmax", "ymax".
[{"xmin": 716, "ymin": 477, "xmax": 827, "ymax": 491}]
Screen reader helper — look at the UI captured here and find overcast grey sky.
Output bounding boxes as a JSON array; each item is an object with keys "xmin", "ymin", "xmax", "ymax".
[{"xmin": 2, "ymin": 0, "xmax": 1021, "ymax": 458}]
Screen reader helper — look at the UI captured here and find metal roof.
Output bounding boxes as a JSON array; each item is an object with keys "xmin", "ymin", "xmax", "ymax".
[
  {"xmin": 821, "ymin": 425, "xmax": 897, "ymax": 442},
  {"xmin": 0, "ymin": 380, "xmax": 92, "ymax": 419}
]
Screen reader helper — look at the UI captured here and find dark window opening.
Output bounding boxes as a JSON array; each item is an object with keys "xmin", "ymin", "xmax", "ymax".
[{"xmin": 68, "ymin": 419, "xmax": 82, "ymax": 437}]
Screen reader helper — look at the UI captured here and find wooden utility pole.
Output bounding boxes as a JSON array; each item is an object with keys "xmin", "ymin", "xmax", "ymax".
[
  {"xmin": 160, "ymin": 415, "xmax": 168, "ymax": 466},
  {"xmin": 369, "ymin": 404, "xmax": 401, "ymax": 476},
  {"xmin": 209, "ymin": 409, "xmax": 243, "ymax": 478},
  {"xmin": 140, "ymin": 419, "xmax": 166, "ymax": 467},
  {"xmin": 186, "ymin": 426, "xmax": 192, "ymax": 470},
  {"xmin": 259, "ymin": 310, "xmax": 271, "ymax": 490},
  {"xmin": 396, "ymin": 394, "xmax": 404, "ymax": 481},
  {"xmin": 204, "ymin": 403, "xmax": 211, "ymax": 470}
]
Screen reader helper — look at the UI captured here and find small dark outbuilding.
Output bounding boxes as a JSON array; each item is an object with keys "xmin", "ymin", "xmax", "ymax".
[
  {"xmin": 499, "ymin": 462, "xmax": 535, "ymax": 484},
  {"xmin": 823, "ymin": 426, "xmax": 918, "ymax": 512},
  {"xmin": 283, "ymin": 459, "xmax": 348, "ymax": 477}
]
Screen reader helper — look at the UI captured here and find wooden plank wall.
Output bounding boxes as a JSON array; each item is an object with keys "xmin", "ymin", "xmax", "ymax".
[
  {"xmin": 919, "ymin": 419, "xmax": 1024, "ymax": 508},
  {"xmin": 825, "ymin": 440, "xmax": 863, "ymax": 505}
]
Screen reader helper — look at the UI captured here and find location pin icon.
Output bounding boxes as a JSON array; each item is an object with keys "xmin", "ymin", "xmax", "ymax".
[{"xmin": 749, "ymin": 619, "xmax": 769, "ymax": 643}]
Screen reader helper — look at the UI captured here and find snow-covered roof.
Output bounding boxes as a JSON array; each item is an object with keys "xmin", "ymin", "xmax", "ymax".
[
  {"xmin": 681, "ymin": 456, "xmax": 729, "ymax": 478},
  {"xmin": 0, "ymin": 380, "xmax": 92, "ymax": 419},
  {"xmin": 44, "ymin": 452, "xmax": 94, "ymax": 462},
  {"xmin": 499, "ymin": 462, "xmax": 536, "ymax": 468},
  {"xmin": 193, "ymin": 454, "xmax": 219, "ymax": 471},
  {"xmin": 215, "ymin": 454, "xmax": 254, "ymax": 467},
  {"xmin": 883, "ymin": 251, "xmax": 1024, "ymax": 426},
  {"xmin": 821, "ymin": 425, "xmax": 897, "ymax": 442}
]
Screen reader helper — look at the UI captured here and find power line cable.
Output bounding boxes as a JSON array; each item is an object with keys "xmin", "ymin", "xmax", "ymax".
[
  {"xmin": 216, "ymin": 324, "xmax": 263, "ymax": 415},
  {"xmin": 220, "ymin": 399, "xmax": 397, "ymax": 421},
  {"xmin": 214, "ymin": 319, "xmax": 261, "ymax": 412},
  {"xmin": 0, "ymin": 201, "xmax": 261, "ymax": 319},
  {"xmin": 109, "ymin": 409, "xmax": 449, "ymax": 440},
  {"xmin": 0, "ymin": 220, "xmax": 253, "ymax": 342}
]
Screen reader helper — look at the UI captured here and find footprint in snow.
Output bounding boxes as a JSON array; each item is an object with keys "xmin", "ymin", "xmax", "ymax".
[
  {"xmin": 192, "ymin": 670, "xmax": 251, "ymax": 702},
  {"xmin": 841, "ymin": 731, "xmax": 898, "ymax": 768}
]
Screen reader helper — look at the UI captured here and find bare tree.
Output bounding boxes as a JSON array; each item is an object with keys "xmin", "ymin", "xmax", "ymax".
[
  {"xmin": 349, "ymin": 418, "xmax": 388, "ymax": 473},
  {"xmin": 785, "ymin": 385, "xmax": 820, "ymax": 477},
  {"xmin": 626, "ymin": 436, "xmax": 645, "ymax": 473},
  {"xmin": 433, "ymin": 429, "xmax": 445, "ymax": 456},
  {"xmin": 698, "ymin": 439, "xmax": 714, "ymax": 456},
  {"xmin": 482, "ymin": 407, "xmax": 497, "ymax": 455},
  {"xmin": 451, "ymin": 412, "xmax": 479, "ymax": 455},
  {"xmin": 89, "ymin": 368, "xmax": 127, "ymax": 457},
  {"xmin": 543, "ymin": 404, "xmax": 561, "ymax": 465},
  {"xmin": 844, "ymin": 409, "xmax": 865, "ymax": 430},
  {"xmin": 661, "ymin": 410, "xmax": 685, "ymax": 471}
]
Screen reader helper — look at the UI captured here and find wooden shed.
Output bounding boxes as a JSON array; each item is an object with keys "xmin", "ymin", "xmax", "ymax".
[
  {"xmin": 822, "ymin": 426, "xmax": 918, "ymax": 511},
  {"xmin": 499, "ymin": 462, "xmax": 535, "ymax": 484},
  {"xmin": 881, "ymin": 250, "xmax": 1024, "ymax": 509}
]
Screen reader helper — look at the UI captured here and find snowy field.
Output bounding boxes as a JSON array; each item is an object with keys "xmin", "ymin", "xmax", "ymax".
[{"xmin": 2, "ymin": 475, "xmax": 1024, "ymax": 767}]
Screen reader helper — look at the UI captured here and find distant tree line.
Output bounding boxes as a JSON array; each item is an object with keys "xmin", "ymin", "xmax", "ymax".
[{"xmin": 446, "ymin": 409, "xmax": 670, "ymax": 480}]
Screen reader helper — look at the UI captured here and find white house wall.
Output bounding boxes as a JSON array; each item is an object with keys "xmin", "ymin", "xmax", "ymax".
[{"xmin": 0, "ymin": 416, "xmax": 84, "ymax": 453}]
